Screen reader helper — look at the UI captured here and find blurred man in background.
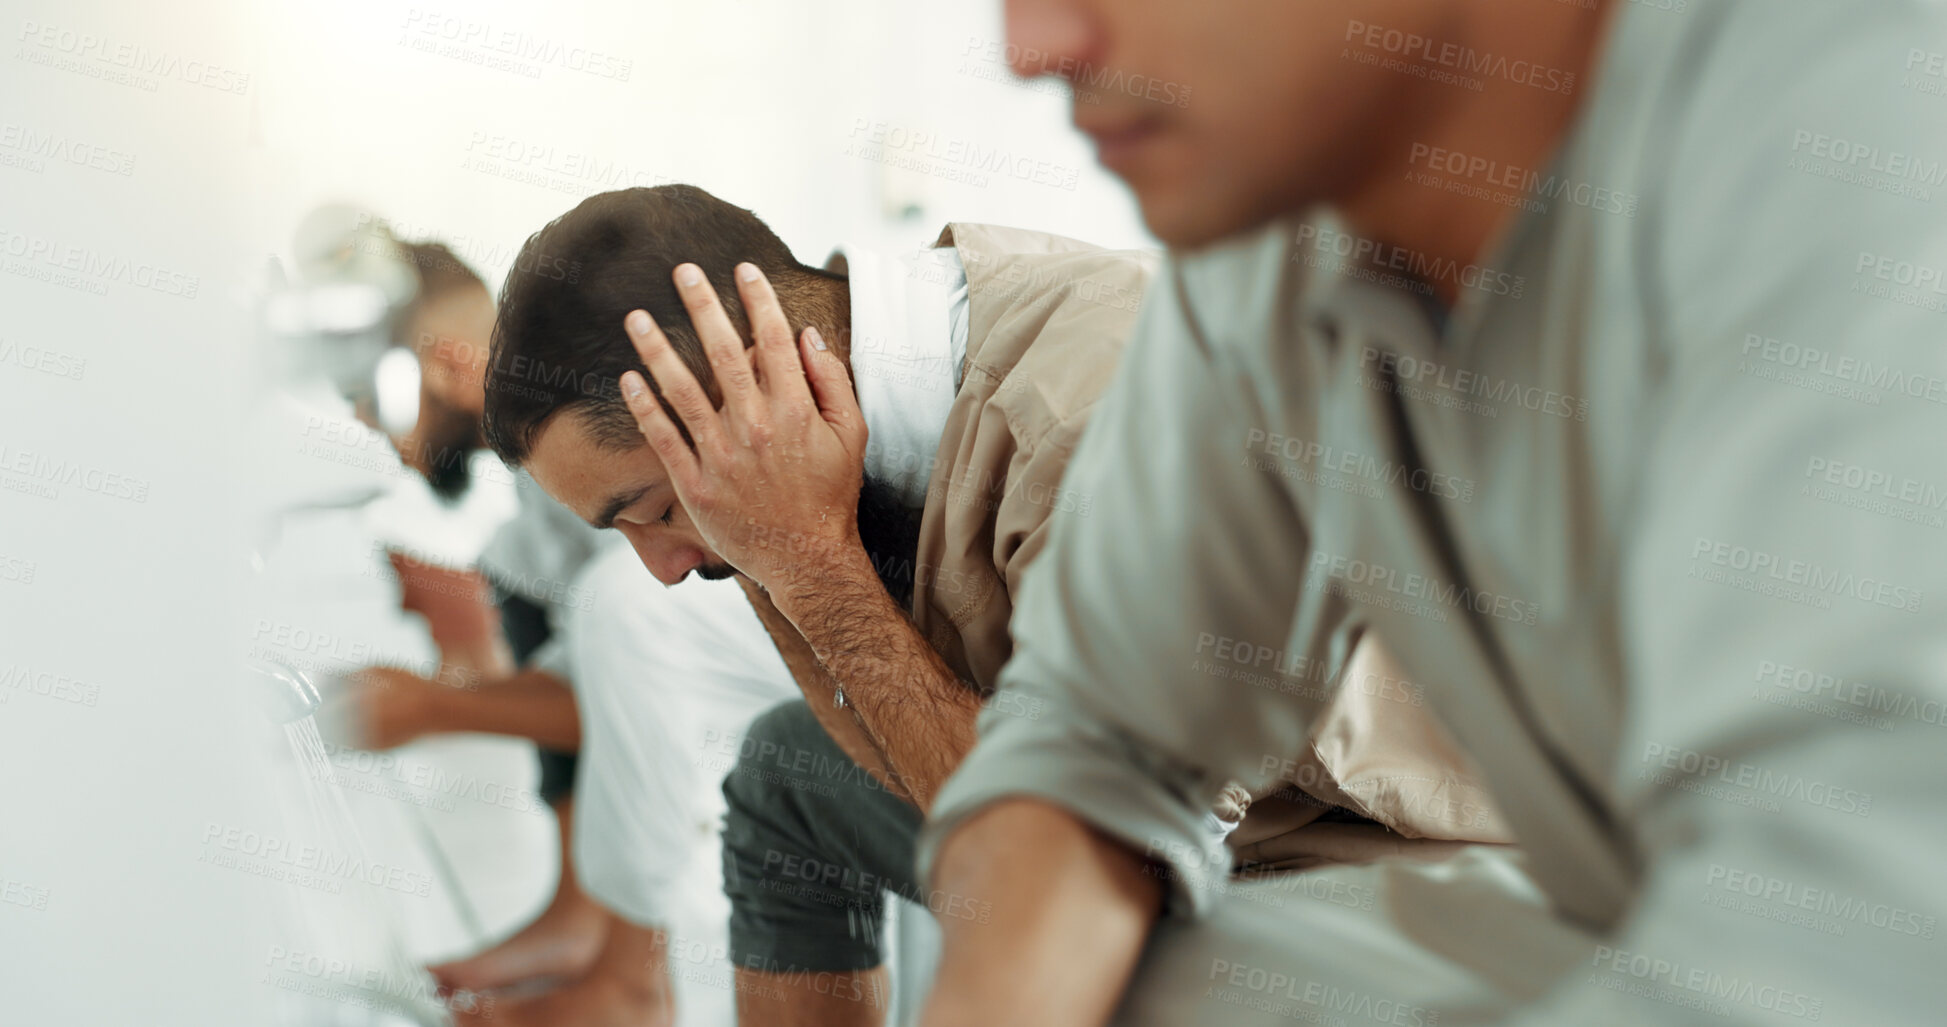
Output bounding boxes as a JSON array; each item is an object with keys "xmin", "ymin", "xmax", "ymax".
[
  {"xmin": 316, "ymin": 238, "xmax": 616, "ymax": 998},
  {"xmin": 920, "ymin": 1, "xmax": 1947, "ymax": 1024},
  {"xmin": 352, "ymin": 237, "xmax": 792, "ymax": 1025}
]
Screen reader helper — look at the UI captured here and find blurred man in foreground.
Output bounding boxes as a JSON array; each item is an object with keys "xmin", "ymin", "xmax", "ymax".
[{"xmin": 918, "ymin": 1, "xmax": 1947, "ymax": 1024}]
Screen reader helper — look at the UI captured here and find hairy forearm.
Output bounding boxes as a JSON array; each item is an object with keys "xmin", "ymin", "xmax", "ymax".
[
  {"xmin": 737, "ymin": 577, "xmax": 914, "ymax": 802},
  {"xmin": 771, "ymin": 548, "xmax": 982, "ymax": 811},
  {"xmin": 924, "ymin": 799, "xmax": 1161, "ymax": 1027},
  {"xmin": 428, "ymin": 668, "xmax": 581, "ymax": 750}
]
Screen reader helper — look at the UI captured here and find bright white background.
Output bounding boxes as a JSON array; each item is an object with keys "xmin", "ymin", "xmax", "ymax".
[{"xmin": 255, "ymin": 0, "xmax": 1155, "ymax": 288}]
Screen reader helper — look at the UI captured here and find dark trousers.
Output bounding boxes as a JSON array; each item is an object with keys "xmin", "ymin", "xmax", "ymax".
[
  {"xmin": 720, "ymin": 699, "xmax": 923, "ymax": 973},
  {"xmin": 498, "ymin": 593, "xmax": 577, "ymax": 805}
]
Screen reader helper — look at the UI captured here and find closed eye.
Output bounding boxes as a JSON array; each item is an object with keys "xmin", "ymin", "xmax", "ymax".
[
  {"xmin": 657, "ymin": 505, "xmax": 674, "ymax": 526},
  {"xmin": 591, "ymin": 484, "xmax": 657, "ymax": 530}
]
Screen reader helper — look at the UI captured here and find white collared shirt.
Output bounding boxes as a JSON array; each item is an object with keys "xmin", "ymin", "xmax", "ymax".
[{"xmin": 829, "ymin": 241, "xmax": 970, "ymax": 512}]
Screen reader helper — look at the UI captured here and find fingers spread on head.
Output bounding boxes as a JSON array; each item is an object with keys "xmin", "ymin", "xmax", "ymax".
[
  {"xmin": 672, "ymin": 263, "xmax": 758, "ymax": 416},
  {"xmin": 624, "ymin": 308, "xmax": 720, "ymax": 453},
  {"xmin": 620, "ymin": 368, "xmax": 701, "ymax": 491},
  {"xmin": 735, "ymin": 262, "xmax": 812, "ymax": 406},
  {"xmin": 800, "ymin": 326, "xmax": 867, "ymax": 450}
]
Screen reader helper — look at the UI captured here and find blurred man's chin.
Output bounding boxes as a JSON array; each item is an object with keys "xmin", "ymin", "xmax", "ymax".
[
  {"xmin": 1137, "ymin": 174, "xmax": 1307, "ymax": 252},
  {"xmin": 1139, "ymin": 189, "xmax": 1259, "ymax": 250}
]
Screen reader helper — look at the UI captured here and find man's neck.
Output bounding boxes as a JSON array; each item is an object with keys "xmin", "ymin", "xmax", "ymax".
[
  {"xmin": 806, "ymin": 277, "xmax": 856, "ymax": 373},
  {"xmin": 1338, "ymin": 0, "xmax": 1619, "ymax": 308}
]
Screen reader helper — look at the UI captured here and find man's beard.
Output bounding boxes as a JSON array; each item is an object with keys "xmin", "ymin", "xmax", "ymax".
[{"xmin": 418, "ymin": 399, "xmax": 485, "ymax": 502}]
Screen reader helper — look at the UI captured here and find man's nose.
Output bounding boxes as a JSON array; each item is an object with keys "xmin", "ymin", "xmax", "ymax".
[
  {"xmin": 1005, "ymin": 0, "xmax": 1094, "ymax": 81},
  {"xmin": 621, "ymin": 525, "xmax": 698, "ymax": 586}
]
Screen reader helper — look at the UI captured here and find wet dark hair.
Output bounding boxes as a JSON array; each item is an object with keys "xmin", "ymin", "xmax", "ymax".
[{"xmin": 483, "ymin": 184, "xmax": 843, "ymax": 464}]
